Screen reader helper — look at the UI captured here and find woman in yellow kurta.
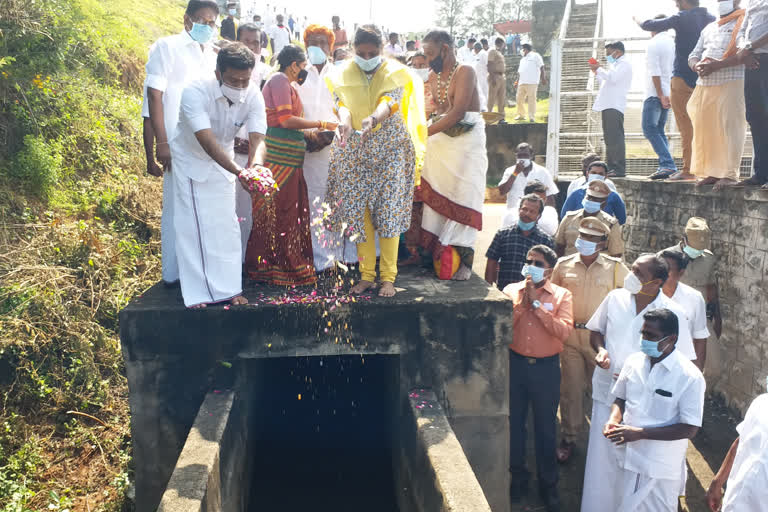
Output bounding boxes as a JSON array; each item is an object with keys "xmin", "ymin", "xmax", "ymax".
[{"xmin": 325, "ymin": 25, "xmax": 426, "ymax": 297}]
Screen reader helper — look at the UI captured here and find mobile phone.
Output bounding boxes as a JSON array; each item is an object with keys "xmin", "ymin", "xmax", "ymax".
[{"xmin": 588, "ymin": 57, "xmax": 598, "ymax": 65}]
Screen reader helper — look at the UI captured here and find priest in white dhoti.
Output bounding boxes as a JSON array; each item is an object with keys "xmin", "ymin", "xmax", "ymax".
[
  {"xmin": 233, "ymin": 22, "xmax": 272, "ymax": 262},
  {"xmin": 145, "ymin": 0, "xmax": 220, "ymax": 284},
  {"xmin": 296, "ymin": 24, "xmax": 357, "ymax": 271},
  {"xmin": 419, "ymin": 30, "xmax": 487, "ymax": 281},
  {"xmin": 171, "ymin": 43, "xmax": 266, "ymax": 308},
  {"xmin": 605, "ymin": 308, "xmax": 705, "ymax": 512},
  {"xmin": 582, "ymin": 253, "xmax": 697, "ymax": 512},
  {"xmin": 706, "ymin": 390, "xmax": 768, "ymax": 512}
]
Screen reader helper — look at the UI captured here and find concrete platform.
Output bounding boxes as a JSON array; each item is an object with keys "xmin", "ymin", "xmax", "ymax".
[{"xmin": 120, "ymin": 268, "xmax": 514, "ymax": 511}]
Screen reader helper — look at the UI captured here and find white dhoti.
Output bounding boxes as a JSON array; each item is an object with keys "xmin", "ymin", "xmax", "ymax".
[
  {"xmin": 234, "ymin": 152, "xmax": 253, "ymax": 264},
  {"xmin": 420, "ymin": 113, "xmax": 487, "ymax": 256},
  {"xmin": 161, "ymin": 171, "xmax": 179, "ymax": 282},
  {"xmin": 173, "ymin": 170, "xmax": 242, "ymax": 308},
  {"xmin": 618, "ymin": 469, "xmax": 680, "ymax": 512},
  {"xmin": 304, "ymin": 146, "xmax": 357, "ymax": 271},
  {"xmin": 581, "ymin": 401, "xmax": 624, "ymax": 512}
]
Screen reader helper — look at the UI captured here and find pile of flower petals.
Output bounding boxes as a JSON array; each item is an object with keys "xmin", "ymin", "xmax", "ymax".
[{"xmin": 240, "ymin": 165, "xmax": 278, "ymax": 197}]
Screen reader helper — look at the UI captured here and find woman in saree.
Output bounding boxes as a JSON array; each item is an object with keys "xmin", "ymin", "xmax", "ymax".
[
  {"xmin": 244, "ymin": 45, "xmax": 338, "ymax": 286},
  {"xmin": 325, "ymin": 25, "xmax": 427, "ymax": 297}
]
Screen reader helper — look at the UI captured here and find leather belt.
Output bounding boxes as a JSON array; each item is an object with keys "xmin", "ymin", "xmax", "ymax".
[{"xmin": 574, "ymin": 323, "xmax": 589, "ymax": 329}]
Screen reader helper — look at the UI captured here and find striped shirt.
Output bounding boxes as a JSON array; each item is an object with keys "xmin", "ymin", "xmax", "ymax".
[
  {"xmin": 486, "ymin": 225, "xmax": 554, "ymax": 290},
  {"xmin": 689, "ymin": 18, "xmax": 745, "ymax": 86}
]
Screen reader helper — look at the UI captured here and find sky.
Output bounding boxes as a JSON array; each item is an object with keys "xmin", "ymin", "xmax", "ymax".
[{"xmin": 240, "ymin": 0, "xmax": 721, "ymax": 36}]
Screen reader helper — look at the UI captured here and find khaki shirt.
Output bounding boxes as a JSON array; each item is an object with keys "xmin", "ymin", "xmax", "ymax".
[
  {"xmin": 554, "ymin": 209, "xmax": 624, "ymax": 257},
  {"xmin": 551, "ymin": 253, "xmax": 629, "ymax": 324},
  {"xmin": 680, "ymin": 249, "xmax": 716, "ymax": 297},
  {"xmin": 487, "ymin": 49, "xmax": 506, "ymax": 75}
]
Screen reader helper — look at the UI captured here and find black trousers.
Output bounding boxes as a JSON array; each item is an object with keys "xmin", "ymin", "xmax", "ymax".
[
  {"xmin": 602, "ymin": 108, "xmax": 626, "ymax": 176},
  {"xmin": 508, "ymin": 349, "xmax": 561, "ymax": 490},
  {"xmin": 747, "ymin": 55, "xmax": 768, "ymax": 182}
]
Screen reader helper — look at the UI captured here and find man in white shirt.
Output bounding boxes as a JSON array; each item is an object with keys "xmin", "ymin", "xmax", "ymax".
[
  {"xmin": 473, "ymin": 42, "xmax": 489, "ymax": 111},
  {"xmin": 384, "ymin": 32, "xmax": 404, "ymax": 58},
  {"xmin": 643, "ymin": 19, "xmax": 678, "ymax": 180},
  {"xmin": 516, "ymin": 43, "xmax": 545, "ymax": 121},
  {"xmin": 145, "ymin": 0, "xmax": 220, "ymax": 285},
  {"xmin": 498, "ymin": 142, "xmax": 558, "ymax": 212},
  {"xmin": 581, "ymin": 253, "xmax": 697, "ymax": 512},
  {"xmin": 706, "ymin": 391, "xmax": 768, "ymax": 511},
  {"xmin": 269, "ymin": 13, "xmax": 292, "ymax": 62},
  {"xmin": 171, "ymin": 43, "xmax": 267, "ymax": 308},
  {"xmin": 590, "ymin": 41, "xmax": 633, "ymax": 177},
  {"xmin": 659, "ymin": 246, "xmax": 710, "ymax": 370},
  {"xmin": 457, "ymin": 37, "xmax": 476, "ymax": 64},
  {"xmin": 606, "ymin": 308, "xmax": 705, "ymax": 511},
  {"xmin": 501, "ymin": 180, "xmax": 559, "ymax": 236}
]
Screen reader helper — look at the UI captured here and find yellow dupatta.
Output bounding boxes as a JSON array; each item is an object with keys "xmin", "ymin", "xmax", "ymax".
[{"xmin": 326, "ymin": 59, "xmax": 427, "ymax": 184}]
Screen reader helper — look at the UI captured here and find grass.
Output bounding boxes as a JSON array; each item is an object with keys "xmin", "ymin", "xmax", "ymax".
[{"xmin": 503, "ymin": 97, "xmax": 550, "ymax": 124}]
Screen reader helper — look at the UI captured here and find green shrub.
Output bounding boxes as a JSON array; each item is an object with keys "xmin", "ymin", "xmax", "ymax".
[{"xmin": 9, "ymin": 135, "xmax": 63, "ymax": 200}]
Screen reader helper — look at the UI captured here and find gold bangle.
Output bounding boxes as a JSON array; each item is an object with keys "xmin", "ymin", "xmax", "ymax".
[{"xmin": 320, "ymin": 121, "xmax": 326, "ymax": 130}]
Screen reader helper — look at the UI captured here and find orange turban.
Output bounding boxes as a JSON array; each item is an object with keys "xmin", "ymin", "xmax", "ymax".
[{"xmin": 303, "ymin": 24, "xmax": 335, "ymax": 50}]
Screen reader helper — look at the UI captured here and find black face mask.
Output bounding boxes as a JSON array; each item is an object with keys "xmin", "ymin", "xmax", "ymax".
[
  {"xmin": 429, "ymin": 49, "xmax": 444, "ymax": 73},
  {"xmin": 296, "ymin": 68, "xmax": 308, "ymax": 85}
]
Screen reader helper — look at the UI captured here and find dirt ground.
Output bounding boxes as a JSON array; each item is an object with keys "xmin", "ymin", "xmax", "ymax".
[{"xmin": 474, "ymin": 203, "xmax": 742, "ymax": 512}]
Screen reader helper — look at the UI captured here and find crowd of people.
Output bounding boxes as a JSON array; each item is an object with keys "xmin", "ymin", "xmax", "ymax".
[{"xmin": 141, "ymin": 0, "xmax": 767, "ymax": 510}]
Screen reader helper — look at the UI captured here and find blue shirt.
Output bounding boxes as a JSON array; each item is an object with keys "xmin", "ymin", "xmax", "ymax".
[
  {"xmin": 561, "ymin": 188, "xmax": 626, "ymax": 225},
  {"xmin": 640, "ymin": 8, "xmax": 715, "ymax": 88}
]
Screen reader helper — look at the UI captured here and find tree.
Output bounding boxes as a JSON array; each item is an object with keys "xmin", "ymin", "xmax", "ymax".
[
  {"xmin": 468, "ymin": 0, "xmax": 511, "ymax": 35},
  {"xmin": 510, "ymin": 0, "xmax": 533, "ymax": 20},
  {"xmin": 435, "ymin": 0, "xmax": 468, "ymax": 38}
]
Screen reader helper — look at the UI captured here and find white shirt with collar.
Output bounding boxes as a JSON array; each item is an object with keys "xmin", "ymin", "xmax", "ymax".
[
  {"xmin": 722, "ymin": 393, "xmax": 768, "ymax": 511},
  {"xmin": 518, "ymin": 51, "xmax": 545, "ymax": 84},
  {"xmin": 457, "ymin": 45, "xmax": 474, "ymax": 64},
  {"xmin": 269, "ymin": 24, "xmax": 292, "ymax": 55},
  {"xmin": 645, "ymin": 31, "xmax": 675, "ymax": 99},
  {"xmin": 586, "ymin": 288, "xmax": 696, "ymax": 406},
  {"xmin": 171, "ymin": 79, "xmax": 267, "ymax": 183},
  {"xmin": 296, "ymin": 62, "xmax": 337, "ymax": 193},
  {"xmin": 384, "ymin": 43, "xmax": 404, "ymax": 57},
  {"xmin": 611, "ymin": 349, "xmax": 705, "ymax": 480},
  {"xmin": 592, "ymin": 55, "xmax": 634, "ymax": 113},
  {"xmin": 144, "ymin": 30, "xmax": 218, "ymax": 139},
  {"xmin": 499, "ymin": 162, "xmax": 559, "ymax": 210},
  {"xmin": 668, "ymin": 281, "xmax": 711, "ymax": 339}
]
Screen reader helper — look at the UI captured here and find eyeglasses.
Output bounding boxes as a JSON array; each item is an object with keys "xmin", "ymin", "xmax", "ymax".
[{"xmin": 524, "ymin": 259, "xmax": 547, "ymax": 268}]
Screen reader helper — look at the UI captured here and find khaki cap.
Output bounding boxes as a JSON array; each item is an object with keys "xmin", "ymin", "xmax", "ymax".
[
  {"xmin": 587, "ymin": 180, "xmax": 611, "ymax": 199},
  {"xmin": 685, "ymin": 217, "xmax": 711, "ymax": 250},
  {"xmin": 578, "ymin": 217, "xmax": 610, "ymax": 237}
]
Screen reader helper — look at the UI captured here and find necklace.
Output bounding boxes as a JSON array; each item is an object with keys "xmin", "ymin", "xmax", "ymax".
[{"xmin": 436, "ymin": 63, "xmax": 458, "ymax": 105}]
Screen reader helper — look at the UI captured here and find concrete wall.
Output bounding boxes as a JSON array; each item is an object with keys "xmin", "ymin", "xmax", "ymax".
[
  {"xmin": 616, "ymin": 179, "xmax": 767, "ymax": 414},
  {"xmin": 532, "ymin": 0, "xmax": 566, "ymax": 53},
  {"xmin": 486, "ymin": 123, "xmax": 548, "ymax": 186}
]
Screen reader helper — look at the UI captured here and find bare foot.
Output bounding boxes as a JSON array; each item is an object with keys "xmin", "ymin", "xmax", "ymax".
[
  {"xmin": 379, "ymin": 281, "xmax": 396, "ymax": 297},
  {"xmin": 713, "ymin": 178, "xmax": 737, "ymax": 191},
  {"xmin": 189, "ymin": 303, "xmax": 207, "ymax": 309},
  {"xmin": 695, "ymin": 177, "xmax": 718, "ymax": 188},
  {"xmin": 452, "ymin": 264, "xmax": 472, "ymax": 281},
  {"xmin": 231, "ymin": 295, "xmax": 248, "ymax": 305},
  {"xmin": 350, "ymin": 280, "xmax": 376, "ymax": 295}
]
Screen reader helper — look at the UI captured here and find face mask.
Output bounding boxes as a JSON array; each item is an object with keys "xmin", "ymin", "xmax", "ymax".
[
  {"xmin": 517, "ymin": 158, "xmax": 531, "ymax": 167},
  {"xmin": 521, "ymin": 264, "xmax": 546, "ymax": 284},
  {"xmin": 221, "ymin": 82, "xmax": 248, "ymax": 103},
  {"xmin": 355, "ymin": 55, "xmax": 381, "ymax": 72},
  {"xmin": 229, "ymin": 8, "xmax": 237, "ymax": 15},
  {"xmin": 718, "ymin": 0, "xmax": 734, "ymax": 16},
  {"xmin": 623, "ymin": 272, "xmax": 643, "ymax": 295},
  {"xmin": 587, "ymin": 173, "xmax": 605, "ymax": 183},
  {"xmin": 582, "ymin": 198, "xmax": 602, "ymax": 214},
  {"xmin": 296, "ymin": 68, "xmax": 308, "ymax": 85},
  {"xmin": 641, "ymin": 336, "xmax": 669, "ymax": 358},
  {"xmin": 429, "ymin": 53, "xmax": 444, "ymax": 73},
  {"xmin": 518, "ymin": 219, "xmax": 536, "ymax": 231},
  {"xmin": 575, "ymin": 238, "xmax": 598, "ymax": 256},
  {"xmin": 307, "ymin": 46, "xmax": 327, "ymax": 65},
  {"xmin": 606, "ymin": 54, "xmax": 616, "ymax": 64},
  {"xmin": 682, "ymin": 244, "xmax": 704, "ymax": 259},
  {"xmin": 335, "ymin": 59, "xmax": 346, "ymax": 67},
  {"xmin": 254, "ymin": 21, "xmax": 263, "ymax": 28},
  {"xmin": 189, "ymin": 23, "xmax": 214, "ymax": 44},
  {"xmin": 413, "ymin": 68, "xmax": 429, "ymax": 81},
  {"xmin": 765, "ymin": 375, "xmax": 768, "ymax": 393}
]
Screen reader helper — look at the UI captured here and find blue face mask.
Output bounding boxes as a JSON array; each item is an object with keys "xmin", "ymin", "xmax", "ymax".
[
  {"xmin": 587, "ymin": 173, "xmax": 605, "ymax": 183},
  {"xmin": 355, "ymin": 55, "xmax": 381, "ymax": 72},
  {"xmin": 521, "ymin": 264, "xmax": 546, "ymax": 283},
  {"xmin": 606, "ymin": 54, "xmax": 616, "ymax": 64},
  {"xmin": 307, "ymin": 46, "xmax": 327, "ymax": 65},
  {"xmin": 682, "ymin": 245, "xmax": 704, "ymax": 259},
  {"xmin": 641, "ymin": 336, "xmax": 669, "ymax": 358},
  {"xmin": 518, "ymin": 219, "xmax": 536, "ymax": 231},
  {"xmin": 189, "ymin": 23, "xmax": 214, "ymax": 44},
  {"xmin": 575, "ymin": 238, "xmax": 598, "ymax": 256},
  {"xmin": 582, "ymin": 198, "xmax": 602, "ymax": 214}
]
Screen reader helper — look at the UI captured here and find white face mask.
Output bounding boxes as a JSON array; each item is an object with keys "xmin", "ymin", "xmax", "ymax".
[
  {"xmin": 623, "ymin": 272, "xmax": 643, "ymax": 295},
  {"xmin": 718, "ymin": 0, "xmax": 734, "ymax": 16},
  {"xmin": 517, "ymin": 158, "xmax": 531, "ymax": 167},
  {"xmin": 412, "ymin": 68, "xmax": 429, "ymax": 82},
  {"xmin": 587, "ymin": 173, "xmax": 606, "ymax": 183},
  {"xmin": 221, "ymin": 82, "xmax": 248, "ymax": 103}
]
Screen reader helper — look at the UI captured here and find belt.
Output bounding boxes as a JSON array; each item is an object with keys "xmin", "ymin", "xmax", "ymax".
[
  {"xmin": 574, "ymin": 323, "xmax": 589, "ymax": 330},
  {"xmin": 509, "ymin": 350, "xmax": 559, "ymax": 365}
]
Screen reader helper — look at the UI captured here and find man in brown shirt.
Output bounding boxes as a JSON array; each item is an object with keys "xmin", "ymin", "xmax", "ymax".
[
  {"xmin": 550, "ymin": 217, "xmax": 629, "ymax": 463},
  {"xmin": 503, "ymin": 244, "xmax": 573, "ymax": 511},
  {"xmin": 331, "ymin": 16, "xmax": 348, "ymax": 50},
  {"xmin": 554, "ymin": 180, "xmax": 624, "ymax": 258},
  {"xmin": 487, "ymin": 37, "xmax": 507, "ymax": 114}
]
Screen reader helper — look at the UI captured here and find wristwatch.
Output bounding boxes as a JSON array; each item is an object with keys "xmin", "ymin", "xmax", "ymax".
[
  {"xmin": 532, "ymin": 300, "xmax": 541, "ymax": 310},
  {"xmin": 744, "ymin": 42, "xmax": 753, "ymax": 51}
]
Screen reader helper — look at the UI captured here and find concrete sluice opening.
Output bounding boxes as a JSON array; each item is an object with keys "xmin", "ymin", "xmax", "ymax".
[{"xmin": 248, "ymin": 355, "xmax": 400, "ymax": 511}]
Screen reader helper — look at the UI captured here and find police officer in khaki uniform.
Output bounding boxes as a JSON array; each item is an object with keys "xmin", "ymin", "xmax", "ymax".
[
  {"xmin": 554, "ymin": 180, "xmax": 624, "ymax": 258},
  {"xmin": 550, "ymin": 217, "xmax": 629, "ymax": 463}
]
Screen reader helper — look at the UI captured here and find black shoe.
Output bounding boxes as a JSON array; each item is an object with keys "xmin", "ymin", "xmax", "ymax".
[
  {"xmin": 509, "ymin": 479, "xmax": 528, "ymax": 503},
  {"xmin": 540, "ymin": 487, "xmax": 561, "ymax": 512}
]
